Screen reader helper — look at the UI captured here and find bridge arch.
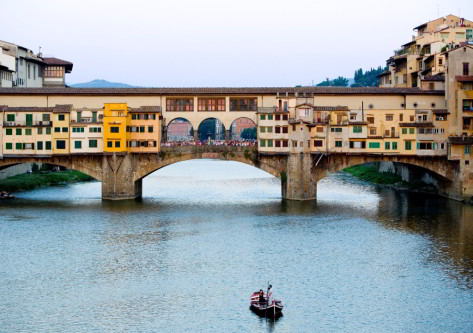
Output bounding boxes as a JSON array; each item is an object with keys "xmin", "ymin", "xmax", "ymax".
[
  {"xmin": 0, "ymin": 156, "xmax": 103, "ymax": 181},
  {"xmin": 132, "ymin": 147, "xmax": 283, "ymax": 182},
  {"xmin": 166, "ymin": 117, "xmax": 194, "ymax": 141},
  {"xmin": 229, "ymin": 117, "xmax": 256, "ymax": 140},
  {"xmin": 197, "ymin": 117, "xmax": 226, "ymax": 141}
]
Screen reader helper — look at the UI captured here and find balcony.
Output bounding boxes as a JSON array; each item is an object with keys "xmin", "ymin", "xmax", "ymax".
[
  {"xmin": 35, "ymin": 121, "xmax": 52, "ymax": 126},
  {"xmin": 3, "ymin": 121, "xmax": 25, "ymax": 127},
  {"xmin": 257, "ymin": 107, "xmax": 278, "ymax": 113}
]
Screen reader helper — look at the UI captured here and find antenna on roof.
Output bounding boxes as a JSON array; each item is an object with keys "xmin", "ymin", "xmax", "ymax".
[{"xmin": 38, "ymin": 46, "xmax": 42, "ymax": 58}]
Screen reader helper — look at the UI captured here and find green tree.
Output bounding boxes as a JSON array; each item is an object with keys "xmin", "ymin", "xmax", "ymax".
[{"xmin": 240, "ymin": 127, "xmax": 256, "ymax": 140}]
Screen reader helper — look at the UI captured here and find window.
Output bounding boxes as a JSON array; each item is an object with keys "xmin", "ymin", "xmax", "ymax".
[
  {"xmin": 25, "ymin": 129, "xmax": 32, "ymax": 135},
  {"xmin": 56, "ymin": 140, "xmax": 66, "ymax": 149},
  {"xmin": 72, "ymin": 127, "xmax": 85, "ymax": 133},
  {"xmin": 28, "ymin": 64, "xmax": 31, "ymax": 79},
  {"xmin": 58, "ymin": 114, "xmax": 65, "ymax": 121},
  {"xmin": 6, "ymin": 128, "xmax": 12, "ymax": 135},
  {"xmin": 148, "ymin": 126, "xmax": 153, "ymax": 133},
  {"xmin": 260, "ymin": 139, "xmax": 266, "ymax": 147},
  {"xmin": 268, "ymin": 115, "xmax": 273, "ymax": 120},
  {"xmin": 369, "ymin": 128, "xmax": 377, "ymax": 135},
  {"xmin": 465, "ymin": 146, "xmax": 472, "ymax": 155},
  {"xmin": 115, "ymin": 141, "xmax": 120, "ymax": 148},
  {"xmin": 229, "ymin": 98, "xmax": 257, "ymax": 111},
  {"xmin": 16, "ymin": 143, "xmax": 23, "ymax": 150},
  {"xmin": 260, "ymin": 115, "xmax": 266, "ymax": 120},
  {"xmin": 275, "ymin": 140, "xmax": 281, "ymax": 147},
  {"xmin": 275, "ymin": 126, "xmax": 281, "ymax": 133},
  {"xmin": 44, "ymin": 66, "xmax": 64, "ymax": 78},
  {"xmin": 260, "ymin": 127, "xmax": 266, "ymax": 133},
  {"xmin": 166, "ymin": 98, "xmax": 194, "ymax": 111},
  {"xmin": 392, "ymin": 142, "xmax": 397, "ymax": 150},
  {"xmin": 75, "ymin": 141, "xmax": 82, "ymax": 149},
  {"xmin": 89, "ymin": 127, "xmax": 101, "ymax": 133},
  {"xmin": 400, "ymin": 114, "xmax": 403, "ymax": 121},
  {"xmin": 37, "ymin": 141, "xmax": 43, "ymax": 150},
  {"xmin": 46, "ymin": 128, "xmax": 51, "ymax": 134},
  {"xmin": 275, "ymin": 115, "xmax": 281, "ymax": 121},
  {"xmin": 331, "ymin": 128, "xmax": 342, "ymax": 133},
  {"xmin": 16, "ymin": 128, "xmax": 22, "ymax": 135},
  {"xmin": 405, "ymin": 141, "xmax": 412, "ymax": 150},
  {"xmin": 140, "ymin": 126, "xmax": 145, "ymax": 133},
  {"xmin": 352, "ymin": 126, "xmax": 362, "ymax": 133},
  {"xmin": 367, "ymin": 117, "xmax": 374, "ymax": 124},
  {"xmin": 386, "ymin": 115, "xmax": 393, "ymax": 121},
  {"xmin": 282, "ymin": 140, "xmax": 288, "ymax": 147},
  {"xmin": 385, "ymin": 142, "xmax": 390, "ymax": 150},
  {"xmin": 417, "ymin": 142, "xmax": 433, "ymax": 150},
  {"xmin": 314, "ymin": 140, "xmax": 323, "ymax": 147},
  {"xmin": 267, "ymin": 140, "xmax": 273, "ymax": 148},
  {"xmin": 62, "ymin": 127, "xmax": 68, "ymax": 132},
  {"xmin": 299, "ymin": 109, "xmax": 310, "ymax": 117},
  {"xmin": 198, "ymin": 98, "xmax": 225, "ymax": 111},
  {"xmin": 369, "ymin": 142, "xmax": 380, "ymax": 149},
  {"xmin": 37, "ymin": 128, "xmax": 43, "ymax": 135},
  {"xmin": 132, "ymin": 114, "xmax": 137, "ymax": 120},
  {"xmin": 409, "ymin": 128, "xmax": 415, "ymax": 134},
  {"xmin": 316, "ymin": 127, "xmax": 324, "ymax": 133},
  {"xmin": 110, "ymin": 127, "xmax": 119, "ymax": 133},
  {"xmin": 282, "ymin": 126, "xmax": 288, "ymax": 134},
  {"xmin": 54, "ymin": 127, "xmax": 60, "ymax": 133},
  {"xmin": 5, "ymin": 143, "xmax": 12, "ymax": 150},
  {"xmin": 464, "ymin": 63, "xmax": 470, "ymax": 76},
  {"xmin": 107, "ymin": 141, "xmax": 113, "ymax": 148},
  {"xmin": 438, "ymin": 58, "xmax": 443, "ymax": 66},
  {"xmin": 6, "ymin": 114, "xmax": 15, "ymax": 121},
  {"xmin": 89, "ymin": 140, "xmax": 98, "ymax": 148},
  {"xmin": 292, "ymin": 140, "xmax": 297, "ymax": 147},
  {"xmin": 283, "ymin": 115, "xmax": 288, "ymax": 121},
  {"xmin": 349, "ymin": 141, "xmax": 366, "ymax": 149},
  {"xmin": 267, "ymin": 127, "xmax": 273, "ymax": 133},
  {"xmin": 46, "ymin": 141, "xmax": 52, "ymax": 150},
  {"xmin": 335, "ymin": 141, "xmax": 342, "ymax": 147},
  {"xmin": 42, "ymin": 114, "xmax": 50, "ymax": 121}
]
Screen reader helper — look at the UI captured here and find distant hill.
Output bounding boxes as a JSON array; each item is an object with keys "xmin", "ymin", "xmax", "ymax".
[
  {"xmin": 69, "ymin": 79, "xmax": 138, "ymax": 88},
  {"xmin": 312, "ymin": 66, "xmax": 387, "ymax": 87}
]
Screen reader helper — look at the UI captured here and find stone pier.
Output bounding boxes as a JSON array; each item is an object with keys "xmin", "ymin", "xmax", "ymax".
[
  {"xmin": 102, "ymin": 154, "xmax": 142, "ymax": 200},
  {"xmin": 282, "ymin": 153, "xmax": 317, "ymax": 200}
]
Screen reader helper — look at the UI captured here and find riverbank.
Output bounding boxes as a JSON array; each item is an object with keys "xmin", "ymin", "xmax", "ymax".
[
  {"xmin": 0, "ymin": 170, "xmax": 94, "ymax": 193},
  {"xmin": 343, "ymin": 165, "xmax": 438, "ymax": 194}
]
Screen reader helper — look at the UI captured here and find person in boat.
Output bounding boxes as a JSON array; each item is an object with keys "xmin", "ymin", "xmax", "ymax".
[
  {"xmin": 258, "ymin": 289, "xmax": 265, "ymax": 303},
  {"xmin": 267, "ymin": 285, "xmax": 273, "ymax": 305}
]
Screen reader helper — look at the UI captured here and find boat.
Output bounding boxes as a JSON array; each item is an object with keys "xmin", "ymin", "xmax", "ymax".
[
  {"xmin": 0, "ymin": 191, "xmax": 15, "ymax": 199},
  {"xmin": 249, "ymin": 291, "xmax": 283, "ymax": 318}
]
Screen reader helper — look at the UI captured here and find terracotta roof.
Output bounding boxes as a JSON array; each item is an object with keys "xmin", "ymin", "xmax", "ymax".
[
  {"xmin": 449, "ymin": 136, "xmax": 473, "ymax": 145},
  {"xmin": 313, "ymin": 106, "xmax": 350, "ymax": 111},
  {"xmin": 443, "ymin": 45, "xmax": 473, "ymax": 55},
  {"xmin": 42, "ymin": 57, "xmax": 73, "ymax": 72},
  {"xmin": 399, "ymin": 122, "xmax": 434, "ymax": 127},
  {"xmin": 422, "ymin": 74, "xmax": 445, "ymax": 82},
  {"xmin": 455, "ymin": 76, "xmax": 473, "ymax": 82},
  {"xmin": 295, "ymin": 103, "xmax": 314, "ymax": 108},
  {"xmin": 53, "ymin": 104, "xmax": 73, "ymax": 113},
  {"xmin": 0, "ymin": 87, "xmax": 445, "ymax": 96},
  {"xmin": 129, "ymin": 106, "xmax": 162, "ymax": 113},
  {"xmin": 4, "ymin": 106, "xmax": 54, "ymax": 112},
  {"xmin": 432, "ymin": 109, "xmax": 449, "ymax": 114}
]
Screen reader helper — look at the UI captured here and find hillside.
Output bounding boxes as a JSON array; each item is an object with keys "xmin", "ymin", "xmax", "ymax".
[{"xmin": 69, "ymin": 79, "xmax": 138, "ymax": 88}]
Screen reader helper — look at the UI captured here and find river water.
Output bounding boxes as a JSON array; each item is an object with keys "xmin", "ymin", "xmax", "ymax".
[{"xmin": 1, "ymin": 160, "xmax": 472, "ymax": 333}]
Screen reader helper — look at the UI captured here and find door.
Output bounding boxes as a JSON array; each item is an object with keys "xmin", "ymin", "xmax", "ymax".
[
  {"xmin": 26, "ymin": 114, "xmax": 33, "ymax": 126},
  {"xmin": 391, "ymin": 127, "xmax": 395, "ymax": 138}
]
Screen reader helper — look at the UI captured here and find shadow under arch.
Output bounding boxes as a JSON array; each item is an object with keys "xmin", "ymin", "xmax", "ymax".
[
  {"xmin": 197, "ymin": 117, "xmax": 226, "ymax": 141},
  {"xmin": 229, "ymin": 117, "xmax": 256, "ymax": 140},
  {"xmin": 166, "ymin": 117, "xmax": 194, "ymax": 141}
]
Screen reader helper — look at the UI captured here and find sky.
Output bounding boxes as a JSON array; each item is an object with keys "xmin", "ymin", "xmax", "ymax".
[{"xmin": 2, "ymin": 0, "xmax": 472, "ymax": 87}]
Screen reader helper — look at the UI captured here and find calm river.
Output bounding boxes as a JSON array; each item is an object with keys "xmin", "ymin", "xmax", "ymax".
[{"xmin": 1, "ymin": 160, "xmax": 473, "ymax": 332}]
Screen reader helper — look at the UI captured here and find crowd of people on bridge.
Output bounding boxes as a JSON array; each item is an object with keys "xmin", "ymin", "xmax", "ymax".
[{"xmin": 161, "ymin": 139, "xmax": 256, "ymax": 147}]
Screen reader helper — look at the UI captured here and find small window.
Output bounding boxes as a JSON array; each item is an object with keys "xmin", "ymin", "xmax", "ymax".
[
  {"xmin": 268, "ymin": 115, "xmax": 273, "ymax": 120},
  {"xmin": 282, "ymin": 115, "xmax": 288, "ymax": 121},
  {"xmin": 54, "ymin": 127, "xmax": 61, "ymax": 133},
  {"xmin": 314, "ymin": 140, "xmax": 323, "ymax": 147},
  {"xmin": 16, "ymin": 128, "xmax": 22, "ymax": 135},
  {"xmin": 275, "ymin": 115, "xmax": 281, "ymax": 121},
  {"xmin": 46, "ymin": 141, "xmax": 52, "ymax": 150},
  {"xmin": 75, "ymin": 141, "xmax": 82, "ymax": 149},
  {"xmin": 107, "ymin": 141, "xmax": 113, "ymax": 148},
  {"xmin": 335, "ymin": 141, "xmax": 342, "ymax": 147},
  {"xmin": 367, "ymin": 117, "xmax": 374, "ymax": 124},
  {"xmin": 260, "ymin": 115, "xmax": 266, "ymax": 120},
  {"xmin": 267, "ymin": 140, "xmax": 273, "ymax": 148},
  {"xmin": 62, "ymin": 127, "xmax": 68, "ymax": 133},
  {"xmin": 148, "ymin": 126, "xmax": 153, "ymax": 133},
  {"xmin": 110, "ymin": 127, "xmax": 120, "ymax": 133},
  {"xmin": 16, "ymin": 143, "xmax": 23, "ymax": 150},
  {"xmin": 58, "ymin": 114, "xmax": 65, "ymax": 121},
  {"xmin": 115, "ymin": 141, "xmax": 120, "ymax": 148},
  {"xmin": 385, "ymin": 142, "xmax": 390, "ymax": 150},
  {"xmin": 405, "ymin": 141, "xmax": 412, "ymax": 150},
  {"xmin": 46, "ymin": 128, "xmax": 51, "ymax": 134},
  {"xmin": 402, "ymin": 128, "xmax": 407, "ymax": 134},
  {"xmin": 37, "ymin": 128, "xmax": 43, "ymax": 135},
  {"xmin": 260, "ymin": 127, "xmax": 266, "ymax": 133},
  {"xmin": 89, "ymin": 140, "xmax": 98, "ymax": 148},
  {"xmin": 368, "ymin": 142, "xmax": 380, "ymax": 149},
  {"xmin": 37, "ymin": 141, "xmax": 43, "ymax": 150},
  {"xmin": 25, "ymin": 129, "xmax": 32, "ymax": 135},
  {"xmin": 56, "ymin": 140, "xmax": 66, "ymax": 149},
  {"xmin": 260, "ymin": 139, "xmax": 266, "ymax": 147},
  {"xmin": 282, "ymin": 140, "xmax": 288, "ymax": 147},
  {"xmin": 352, "ymin": 126, "xmax": 362, "ymax": 133},
  {"xmin": 6, "ymin": 128, "xmax": 12, "ymax": 135},
  {"xmin": 409, "ymin": 128, "xmax": 415, "ymax": 134},
  {"xmin": 5, "ymin": 143, "xmax": 12, "ymax": 150},
  {"xmin": 400, "ymin": 114, "xmax": 403, "ymax": 121},
  {"xmin": 386, "ymin": 115, "xmax": 393, "ymax": 121},
  {"xmin": 7, "ymin": 114, "xmax": 15, "ymax": 122},
  {"xmin": 392, "ymin": 142, "xmax": 397, "ymax": 150}
]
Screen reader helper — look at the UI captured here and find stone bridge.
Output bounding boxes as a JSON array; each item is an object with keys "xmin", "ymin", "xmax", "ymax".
[{"xmin": 0, "ymin": 146, "xmax": 468, "ymax": 201}]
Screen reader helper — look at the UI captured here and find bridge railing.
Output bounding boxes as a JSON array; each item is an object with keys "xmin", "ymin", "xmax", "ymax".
[{"xmin": 161, "ymin": 145, "xmax": 256, "ymax": 154}]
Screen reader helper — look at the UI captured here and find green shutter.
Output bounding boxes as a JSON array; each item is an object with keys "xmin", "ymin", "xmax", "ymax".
[
  {"xmin": 6, "ymin": 128, "xmax": 12, "ymax": 135},
  {"xmin": 16, "ymin": 128, "xmax": 22, "ymax": 135},
  {"xmin": 260, "ymin": 139, "xmax": 266, "ymax": 147},
  {"xmin": 385, "ymin": 142, "xmax": 390, "ymax": 150},
  {"xmin": 16, "ymin": 143, "xmax": 22, "ymax": 150},
  {"xmin": 46, "ymin": 141, "xmax": 52, "ymax": 150},
  {"xmin": 392, "ymin": 142, "xmax": 397, "ymax": 150},
  {"xmin": 416, "ymin": 142, "xmax": 420, "ymax": 149},
  {"xmin": 5, "ymin": 143, "xmax": 12, "ymax": 150},
  {"xmin": 7, "ymin": 114, "xmax": 15, "ymax": 122}
]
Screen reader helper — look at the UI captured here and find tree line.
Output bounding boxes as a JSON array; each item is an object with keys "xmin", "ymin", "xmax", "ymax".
[{"xmin": 315, "ymin": 66, "xmax": 387, "ymax": 87}]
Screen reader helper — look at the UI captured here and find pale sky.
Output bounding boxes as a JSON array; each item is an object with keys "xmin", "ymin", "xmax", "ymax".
[{"xmin": 2, "ymin": 0, "xmax": 472, "ymax": 87}]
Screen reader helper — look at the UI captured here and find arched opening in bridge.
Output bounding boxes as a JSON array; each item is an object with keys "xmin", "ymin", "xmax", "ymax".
[
  {"xmin": 166, "ymin": 118, "xmax": 194, "ymax": 142},
  {"xmin": 141, "ymin": 159, "xmax": 279, "ymax": 202},
  {"xmin": 198, "ymin": 118, "xmax": 225, "ymax": 141},
  {"xmin": 229, "ymin": 117, "xmax": 256, "ymax": 140}
]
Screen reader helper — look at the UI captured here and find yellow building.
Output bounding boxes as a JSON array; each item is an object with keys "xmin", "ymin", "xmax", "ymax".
[
  {"xmin": 103, "ymin": 103, "xmax": 128, "ymax": 153},
  {"xmin": 52, "ymin": 105, "xmax": 72, "ymax": 155},
  {"xmin": 127, "ymin": 106, "xmax": 162, "ymax": 153}
]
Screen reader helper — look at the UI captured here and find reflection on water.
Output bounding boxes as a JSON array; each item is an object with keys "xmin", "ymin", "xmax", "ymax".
[{"xmin": 0, "ymin": 160, "xmax": 472, "ymax": 333}]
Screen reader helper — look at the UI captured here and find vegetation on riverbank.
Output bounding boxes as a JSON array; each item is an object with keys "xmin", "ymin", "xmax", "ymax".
[
  {"xmin": 0, "ymin": 170, "xmax": 94, "ymax": 192},
  {"xmin": 343, "ymin": 165, "xmax": 402, "ymax": 184},
  {"xmin": 343, "ymin": 164, "xmax": 438, "ymax": 193}
]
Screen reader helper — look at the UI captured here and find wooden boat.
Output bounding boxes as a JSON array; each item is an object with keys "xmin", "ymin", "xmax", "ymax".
[
  {"xmin": 0, "ymin": 192, "xmax": 15, "ymax": 199},
  {"xmin": 249, "ymin": 291, "xmax": 283, "ymax": 318}
]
